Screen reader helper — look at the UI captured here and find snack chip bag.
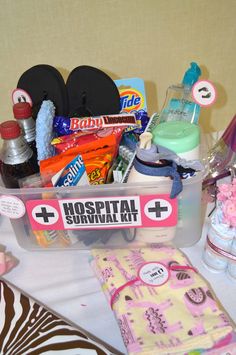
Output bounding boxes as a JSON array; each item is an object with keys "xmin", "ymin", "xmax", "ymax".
[{"xmin": 40, "ymin": 135, "xmax": 117, "ymax": 185}]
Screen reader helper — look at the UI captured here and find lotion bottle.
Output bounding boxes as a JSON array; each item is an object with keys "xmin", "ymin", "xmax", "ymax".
[{"xmin": 158, "ymin": 62, "xmax": 201, "ymax": 125}]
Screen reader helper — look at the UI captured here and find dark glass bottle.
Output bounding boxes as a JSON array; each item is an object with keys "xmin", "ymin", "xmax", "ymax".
[
  {"xmin": 13, "ymin": 102, "xmax": 37, "ymax": 156},
  {"xmin": 0, "ymin": 120, "xmax": 39, "ymax": 188}
]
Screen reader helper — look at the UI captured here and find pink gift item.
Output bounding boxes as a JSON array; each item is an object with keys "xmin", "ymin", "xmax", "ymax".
[
  {"xmin": 203, "ymin": 178, "xmax": 236, "ymax": 274},
  {"xmin": 91, "ymin": 245, "xmax": 236, "ymax": 354},
  {"xmin": 0, "ymin": 248, "xmax": 16, "ymax": 275},
  {"xmin": 0, "ymin": 279, "xmax": 122, "ymax": 355}
]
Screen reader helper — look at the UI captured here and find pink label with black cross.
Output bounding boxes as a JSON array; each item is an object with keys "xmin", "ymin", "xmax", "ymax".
[{"xmin": 26, "ymin": 194, "xmax": 177, "ymax": 230}]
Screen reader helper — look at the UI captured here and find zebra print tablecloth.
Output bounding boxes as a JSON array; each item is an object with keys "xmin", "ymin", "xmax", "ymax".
[{"xmin": 0, "ymin": 279, "xmax": 122, "ymax": 355}]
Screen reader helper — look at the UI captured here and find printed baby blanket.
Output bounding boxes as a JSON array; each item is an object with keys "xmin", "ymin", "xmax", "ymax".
[{"xmin": 91, "ymin": 244, "xmax": 236, "ymax": 355}]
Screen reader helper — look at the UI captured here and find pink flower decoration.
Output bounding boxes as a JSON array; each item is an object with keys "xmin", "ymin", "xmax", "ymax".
[
  {"xmin": 218, "ymin": 183, "xmax": 232, "ymax": 197},
  {"xmin": 219, "ymin": 183, "xmax": 232, "ymax": 192},
  {"xmin": 230, "ymin": 216, "xmax": 236, "ymax": 228},
  {"xmin": 217, "ymin": 192, "xmax": 227, "ymax": 202},
  {"xmin": 223, "ymin": 199, "xmax": 236, "ymax": 217},
  {"xmin": 216, "ymin": 179, "xmax": 236, "ymax": 228},
  {"xmin": 231, "ymin": 184, "xmax": 236, "ymax": 198},
  {"xmin": 222, "ymin": 199, "xmax": 236, "ymax": 228}
]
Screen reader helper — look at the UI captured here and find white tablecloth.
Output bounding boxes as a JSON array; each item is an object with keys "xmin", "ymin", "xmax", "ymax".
[{"xmin": 1, "ymin": 210, "xmax": 236, "ymax": 354}]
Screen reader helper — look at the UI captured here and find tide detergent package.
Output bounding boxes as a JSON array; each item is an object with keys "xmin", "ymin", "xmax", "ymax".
[
  {"xmin": 115, "ymin": 78, "xmax": 149, "ymax": 133},
  {"xmin": 115, "ymin": 77, "xmax": 147, "ymax": 114}
]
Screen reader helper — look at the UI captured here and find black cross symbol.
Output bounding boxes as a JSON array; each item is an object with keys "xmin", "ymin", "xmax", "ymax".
[
  {"xmin": 148, "ymin": 201, "xmax": 168, "ymax": 218},
  {"xmin": 35, "ymin": 207, "xmax": 55, "ymax": 223}
]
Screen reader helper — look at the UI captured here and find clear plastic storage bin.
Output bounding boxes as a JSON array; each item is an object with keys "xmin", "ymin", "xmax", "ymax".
[{"xmin": 0, "ymin": 171, "xmax": 204, "ymax": 251}]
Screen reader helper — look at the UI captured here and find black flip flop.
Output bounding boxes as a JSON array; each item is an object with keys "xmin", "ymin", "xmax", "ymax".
[
  {"xmin": 66, "ymin": 65, "xmax": 121, "ymax": 117},
  {"xmin": 17, "ymin": 64, "xmax": 68, "ymax": 120}
]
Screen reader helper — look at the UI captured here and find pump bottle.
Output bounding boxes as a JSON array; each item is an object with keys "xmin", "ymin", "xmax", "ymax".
[{"xmin": 157, "ymin": 62, "xmax": 201, "ymax": 124}]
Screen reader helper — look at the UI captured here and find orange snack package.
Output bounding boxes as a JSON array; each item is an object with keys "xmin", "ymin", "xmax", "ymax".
[
  {"xmin": 51, "ymin": 127, "xmax": 124, "ymax": 155},
  {"xmin": 40, "ymin": 135, "xmax": 117, "ymax": 185}
]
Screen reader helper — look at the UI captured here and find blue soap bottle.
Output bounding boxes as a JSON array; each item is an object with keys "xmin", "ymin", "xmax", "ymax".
[{"xmin": 158, "ymin": 62, "xmax": 201, "ymax": 124}]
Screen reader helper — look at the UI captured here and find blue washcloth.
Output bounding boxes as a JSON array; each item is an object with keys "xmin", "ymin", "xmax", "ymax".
[{"xmin": 36, "ymin": 100, "xmax": 55, "ymax": 162}]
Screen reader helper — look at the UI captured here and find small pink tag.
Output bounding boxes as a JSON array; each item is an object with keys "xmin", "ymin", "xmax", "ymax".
[
  {"xmin": 12, "ymin": 88, "xmax": 33, "ymax": 106},
  {"xmin": 192, "ymin": 80, "xmax": 216, "ymax": 107}
]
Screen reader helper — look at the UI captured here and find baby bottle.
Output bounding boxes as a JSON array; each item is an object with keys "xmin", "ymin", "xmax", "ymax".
[
  {"xmin": 127, "ymin": 132, "xmax": 182, "ymax": 243},
  {"xmin": 152, "ymin": 119, "xmax": 203, "ymax": 248}
]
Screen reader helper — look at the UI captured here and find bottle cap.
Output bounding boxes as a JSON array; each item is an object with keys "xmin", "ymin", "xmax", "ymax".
[
  {"xmin": 13, "ymin": 102, "xmax": 32, "ymax": 119},
  {"xmin": 182, "ymin": 62, "xmax": 201, "ymax": 87},
  {"xmin": 152, "ymin": 121, "xmax": 200, "ymax": 154},
  {"xmin": 0, "ymin": 120, "xmax": 21, "ymax": 139}
]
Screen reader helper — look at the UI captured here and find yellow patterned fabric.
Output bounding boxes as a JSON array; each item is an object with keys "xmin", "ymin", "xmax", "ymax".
[{"xmin": 91, "ymin": 245, "xmax": 236, "ymax": 355}]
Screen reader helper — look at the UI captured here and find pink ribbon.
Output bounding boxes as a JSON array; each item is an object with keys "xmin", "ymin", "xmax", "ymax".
[
  {"xmin": 207, "ymin": 235, "xmax": 236, "ymax": 261},
  {"xmin": 110, "ymin": 264, "xmax": 197, "ymax": 309}
]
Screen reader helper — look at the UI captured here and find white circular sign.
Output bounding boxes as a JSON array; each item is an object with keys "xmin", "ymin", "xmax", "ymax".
[
  {"xmin": 12, "ymin": 88, "xmax": 33, "ymax": 106},
  {"xmin": 138, "ymin": 262, "xmax": 170, "ymax": 286},
  {"xmin": 144, "ymin": 199, "xmax": 172, "ymax": 221},
  {"xmin": 0, "ymin": 195, "xmax": 26, "ymax": 219},
  {"xmin": 32, "ymin": 204, "xmax": 59, "ymax": 225},
  {"xmin": 192, "ymin": 80, "xmax": 216, "ymax": 107}
]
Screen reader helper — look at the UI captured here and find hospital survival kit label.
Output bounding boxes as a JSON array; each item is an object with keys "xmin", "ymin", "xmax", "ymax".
[{"xmin": 26, "ymin": 195, "xmax": 178, "ymax": 230}]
